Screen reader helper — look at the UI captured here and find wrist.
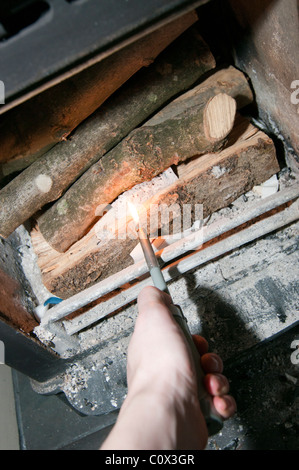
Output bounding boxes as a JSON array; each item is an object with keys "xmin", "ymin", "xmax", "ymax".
[
  {"xmin": 118, "ymin": 375, "xmax": 207, "ymax": 450},
  {"xmin": 121, "ymin": 387, "xmax": 179, "ymax": 449}
]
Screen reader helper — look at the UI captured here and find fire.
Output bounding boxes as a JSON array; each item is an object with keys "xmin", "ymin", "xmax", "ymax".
[{"xmin": 128, "ymin": 202, "xmax": 140, "ymax": 224}]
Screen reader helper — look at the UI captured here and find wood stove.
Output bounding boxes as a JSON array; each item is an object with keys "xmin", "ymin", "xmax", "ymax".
[{"xmin": 0, "ymin": 0, "xmax": 298, "ymax": 450}]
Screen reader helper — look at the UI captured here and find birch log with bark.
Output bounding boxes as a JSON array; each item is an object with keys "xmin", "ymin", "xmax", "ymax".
[
  {"xmin": 38, "ymin": 91, "xmax": 237, "ymax": 252},
  {"xmin": 0, "ymin": 10, "xmax": 198, "ymax": 173},
  {"xmin": 0, "ymin": 26, "xmax": 215, "ymax": 239},
  {"xmin": 31, "ymin": 116, "xmax": 280, "ymax": 298}
]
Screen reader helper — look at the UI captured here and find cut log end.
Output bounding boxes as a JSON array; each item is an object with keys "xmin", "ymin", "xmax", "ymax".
[{"xmin": 204, "ymin": 93, "xmax": 237, "ymax": 141}]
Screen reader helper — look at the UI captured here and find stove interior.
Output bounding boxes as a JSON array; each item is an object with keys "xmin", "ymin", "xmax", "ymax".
[{"xmin": 0, "ymin": 0, "xmax": 298, "ymax": 450}]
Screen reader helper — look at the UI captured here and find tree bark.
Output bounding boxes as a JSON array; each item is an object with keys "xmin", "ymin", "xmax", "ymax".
[
  {"xmin": 37, "ymin": 67, "xmax": 253, "ymax": 252},
  {"xmin": 31, "ymin": 116, "xmax": 280, "ymax": 299},
  {"xmin": 0, "ymin": 26, "xmax": 216, "ymax": 240},
  {"xmin": 0, "ymin": 10, "xmax": 199, "ymax": 173}
]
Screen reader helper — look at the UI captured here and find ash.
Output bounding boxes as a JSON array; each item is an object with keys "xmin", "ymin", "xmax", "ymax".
[{"xmin": 63, "ymin": 363, "xmax": 91, "ymax": 396}]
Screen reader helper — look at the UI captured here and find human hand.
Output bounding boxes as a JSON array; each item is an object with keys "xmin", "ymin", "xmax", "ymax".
[{"xmin": 101, "ymin": 286, "xmax": 236, "ymax": 450}]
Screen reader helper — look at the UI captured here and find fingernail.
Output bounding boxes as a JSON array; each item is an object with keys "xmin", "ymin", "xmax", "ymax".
[{"xmin": 217, "ymin": 374, "xmax": 229, "ymax": 395}]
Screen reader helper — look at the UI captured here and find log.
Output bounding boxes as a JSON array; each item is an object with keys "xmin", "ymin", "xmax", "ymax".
[
  {"xmin": 0, "ymin": 10, "xmax": 198, "ymax": 173},
  {"xmin": 31, "ymin": 116, "xmax": 280, "ymax": 298},
  {"xmin": 154, "ymin": 118, "xmax": 281, "ymax": 219},
  {"xmin": 38, "ymin": 91, "xmax": 237, "ymax": 252},
  {"xmin": 0, "ymin": 26, "xmax": 216, "ymax": 239},
  {"xmin": 37, "ymin": 66, "xmax": 254, "ymax": 253}
]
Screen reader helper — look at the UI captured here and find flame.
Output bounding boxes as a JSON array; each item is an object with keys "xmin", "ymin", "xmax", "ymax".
[{"xmin": 128, "ymin": 202, "xmax": 140, "ymax": 224}]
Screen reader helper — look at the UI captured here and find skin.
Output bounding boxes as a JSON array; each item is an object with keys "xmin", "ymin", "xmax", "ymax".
[{"xmin": 101, "ymin": 286, "xmax": 236, "ymax": 450}]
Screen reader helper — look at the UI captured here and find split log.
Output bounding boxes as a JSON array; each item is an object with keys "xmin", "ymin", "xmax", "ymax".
[
  {"xmin": 0, "ymin": 26, "xmax": 216, "ymax": 239},
  {"xmin": 0, "ymin": 10, "xmax": 199, "ymax": 173},
  {"xmin": 37, "ymin": 66, "xmax": 254, "ymax": 253},
  {"xmin": 31, "ymin": 116, "xmax": 280, "ymax": 298}
]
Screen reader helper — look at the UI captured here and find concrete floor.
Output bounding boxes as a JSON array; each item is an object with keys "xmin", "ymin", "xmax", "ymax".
[{"xmin": 0, "ymin": 365, "xmax": 19, "ymax": 450}]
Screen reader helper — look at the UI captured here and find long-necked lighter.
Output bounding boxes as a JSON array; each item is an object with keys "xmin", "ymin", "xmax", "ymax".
[{"xmin": 129, "ymin": 203, "xmax": 223, "ymax": 436}]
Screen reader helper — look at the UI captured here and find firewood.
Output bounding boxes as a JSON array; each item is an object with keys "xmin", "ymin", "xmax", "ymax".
[
  {"xmin": 37, "ymin": 66, "xmax": 254, "ymax": 253},
  {"xmin": 0, "ymin": 26, "xmax": 216, "ymax": 240},
  {"xmin": 38, "ymin": 91, "xmax": 237, "ymax": 252},
  {"xmin": 0, "ymin": 10, "xmax": 198, "ymax": 173},
  {"xmin": 31, "ymin": 116, "xmax": 280, "ymax": 299}
]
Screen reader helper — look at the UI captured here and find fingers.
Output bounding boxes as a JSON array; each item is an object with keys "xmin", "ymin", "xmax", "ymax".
[
  {"xmin": 138, "ymin": 286, "xmax": 172, "ymax": 309},
  {"xmin": 192, "ymin": 336, "xmax": 236, "ymax": 419},
  {"xmin": 213, "ymin": 395, "xmax": 237, "ymax": 419},
  {"xmin": 204, "ymin": 373, "xmax": 236, "ymax": 418},
  {"xmin": 204, "ymin": 372, "xmax": 229, "ymax": 396},
  {"xmin": 192, "ymin": 336, "xmax": 224, "ymax": 375},
  {"xmin": 192, "ymin": 335, "xmax": 209, "ymax": 356},
  {"xmin": 138, "ymin": 288, "xmax": 236, "ymax": 420}
]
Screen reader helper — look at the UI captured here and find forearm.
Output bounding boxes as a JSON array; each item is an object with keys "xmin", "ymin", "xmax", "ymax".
[{"xmin": 100, "ymin": 389, "xmax": 178, "ymax": 450}]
